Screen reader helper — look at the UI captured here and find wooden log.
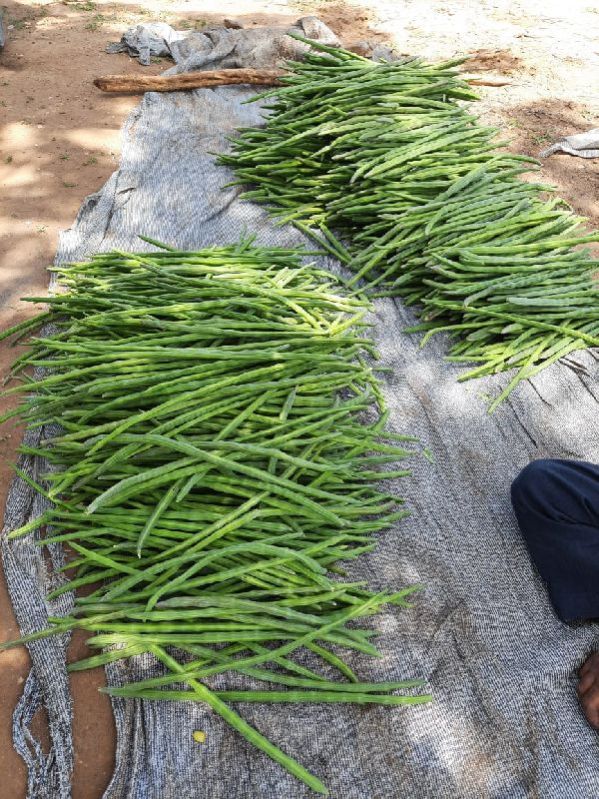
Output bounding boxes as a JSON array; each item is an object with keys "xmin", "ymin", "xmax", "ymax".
[
  {"xmin": 93, "ymin": 69, "xmax": 285, "ymax": 93},
  {"xmin": 94, "ymin": 68, "xmax": 511, "ymax": 94},
  {"xmin": 467, "ymin": 76, "xmax": 512, "ymax": 87}
]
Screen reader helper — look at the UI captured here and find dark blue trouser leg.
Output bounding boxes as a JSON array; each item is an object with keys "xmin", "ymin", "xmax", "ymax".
[{"xmin": 511, "ymin": 459, "xmax": 599, "ymax": 623}]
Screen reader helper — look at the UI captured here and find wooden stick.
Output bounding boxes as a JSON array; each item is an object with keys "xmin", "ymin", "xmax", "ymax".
[
  {"xmin": 94, "ymin": 68, "xmax": 511, "ymax": 94},
  {"xmin": 94, "ymin": 69, "xmax": 285, "ymax": 93},
  {"xmin": 466, "ymin": 76, "xmax": 511, "ymax": 87}
]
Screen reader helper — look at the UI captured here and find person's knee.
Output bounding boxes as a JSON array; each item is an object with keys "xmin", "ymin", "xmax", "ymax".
[{"xmin": 511, "ymin": 458, "xmax": 559, "ymax": 512}]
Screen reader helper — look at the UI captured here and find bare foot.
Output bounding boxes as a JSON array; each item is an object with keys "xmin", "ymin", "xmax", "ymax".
[{"xmin": 578, "ymin": 653, "xmax": 599, "ymax": 728}]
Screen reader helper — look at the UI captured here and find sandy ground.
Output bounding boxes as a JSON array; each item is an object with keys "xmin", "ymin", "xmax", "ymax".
[{"xmin": 0, "ymin": 0, "xmax": 598, "ymax": 795}]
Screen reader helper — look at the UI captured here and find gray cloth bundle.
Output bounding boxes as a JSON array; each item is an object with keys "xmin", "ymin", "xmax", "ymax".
[
  {"xmin": 540, "ymin": 128, "xmax": 599, "ymax": 158},
  {"xmin": 4, "ymin": 22, "xmax": 599, "ymax": 799},
  {"xmin": 106, "ymin": 18, "xmax": 339, "ymax": 68}
]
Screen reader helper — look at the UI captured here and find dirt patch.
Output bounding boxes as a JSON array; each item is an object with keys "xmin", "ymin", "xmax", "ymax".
[
  {"xmin": 504, "ymin": 99, "xmax": 599, "ymax": 227},
  {"xmin": 311, "ymin": 1, "xmax": 386, "ymax": 45},
  {"xmin": 467, "ymin": 48, "xmax": 523, "ymax": 74}
]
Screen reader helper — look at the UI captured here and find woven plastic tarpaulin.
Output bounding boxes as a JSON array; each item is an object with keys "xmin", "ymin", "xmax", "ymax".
[{"xmin": 3, "ymin": 20, "xmax": 599, "ymax": 799}]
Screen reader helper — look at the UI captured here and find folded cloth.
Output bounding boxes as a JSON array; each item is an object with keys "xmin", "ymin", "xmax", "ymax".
[
  {"xmin": 540, "ymin": 128, "xmax": 599, "ymax": 159},
  {"xmin": 106, "ymin": 17, "xmax": 339, "ymax": 68}
]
